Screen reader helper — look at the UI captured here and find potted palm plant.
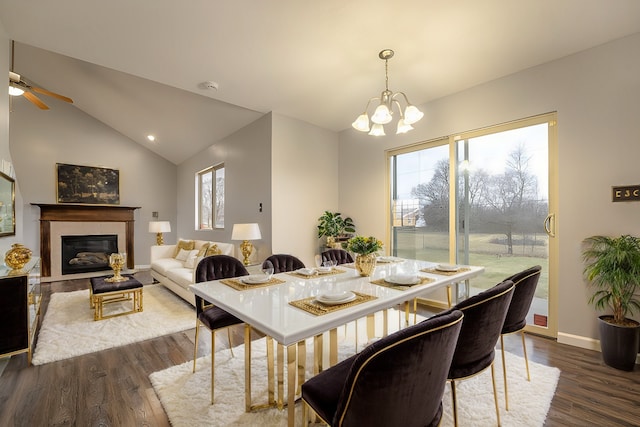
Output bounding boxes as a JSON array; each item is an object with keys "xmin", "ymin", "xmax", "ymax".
[
  {"xmin": 582, "ymin": 234, "xmax": 640, "ymax": 371},
  {"xmin": 317, "ymin": 211, "xmax": 355, "ymax": 248}
]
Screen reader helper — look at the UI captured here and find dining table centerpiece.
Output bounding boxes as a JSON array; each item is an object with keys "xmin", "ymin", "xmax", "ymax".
[{"xmin": 345, "ymin": 236, "xmax": 383, "ymax": 276}]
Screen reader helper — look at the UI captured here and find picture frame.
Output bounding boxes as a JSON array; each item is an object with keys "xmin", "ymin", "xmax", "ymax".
[
  {"xmin": 0, "ymin": 171, "xmax": 15, "ymax": 236},
  {"xmin": 56, "ymin": 163, "xmax": 120, "ymax": 205}
]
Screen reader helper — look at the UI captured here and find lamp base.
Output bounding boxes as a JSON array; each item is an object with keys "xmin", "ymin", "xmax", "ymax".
[
  {"xmin": 240, "ymin": 240, "xmax": 253, "ymax": 266},
  {"xmin": 156, "ymin": 232, "xmax": 164, "ymax": 246}
]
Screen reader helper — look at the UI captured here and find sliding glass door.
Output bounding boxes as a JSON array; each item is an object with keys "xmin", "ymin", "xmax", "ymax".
[{"xmin": 389, "ymin": 113, "xmax": 557, "ymax": 337}]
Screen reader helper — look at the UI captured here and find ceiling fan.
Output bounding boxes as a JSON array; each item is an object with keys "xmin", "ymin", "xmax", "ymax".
[{"xmin": 8, "ymin": 41, "xmax": 73, "ymax": 110}]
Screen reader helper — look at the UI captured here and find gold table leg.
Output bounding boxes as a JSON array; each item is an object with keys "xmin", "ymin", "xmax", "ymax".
[{"xmin": 287, "ymin": 344, "xmax": 296, "ymax": 427}]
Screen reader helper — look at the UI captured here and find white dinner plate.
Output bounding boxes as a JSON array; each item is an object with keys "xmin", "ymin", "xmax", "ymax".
[
  {"xmin": 385, "ymin": 275, "xmax": 420, "ymax": 285},
  {"xmin": 242, "ymin": 275, "xmax": 270, "ymax": 284},
  {"xmin": 316, "ymin": 292, "xmax": 356, "ymax": 305},
  {"xmin": 297, "ymin": 268, "xmax": 317, "ymax": 276},
  {"xmin": 435, "ymin": 264, "xmax": 459, "ymax": 272}
]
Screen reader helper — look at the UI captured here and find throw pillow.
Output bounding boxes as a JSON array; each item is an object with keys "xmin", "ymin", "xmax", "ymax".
[
  {"xmin": 173, "ymin": 239, "xmax": 195, "ymax": 258},
  {"xmin": 175, "ymin": 248, "xmax": 191, "ymax": 261},
  {"xmin": 185, "ymin": 252, "xmax": 201, "ymax": 269},
  {"xmin": 197, "ymin": 243, "xmax": 210, "ymax": 257},
  {"xmin": 205, "ymin": 244, "xmax": 222, "ymax": 256}
]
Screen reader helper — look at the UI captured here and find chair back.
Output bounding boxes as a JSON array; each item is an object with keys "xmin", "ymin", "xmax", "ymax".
[
  {"xmin": 449, "ymin": 280, "xmax": 515, "ymax": 380},
  {"xmin": 262, "ymin": 254, "xmax": 305, "ymax": 273},
  {"xmin": 333, "ymin": 309, "xmax": 464, "ymax": 427},
  {"xmin": 501, "ymin": 265, "xmax": 541, "ymax": 334},
  {"xmin": 195, "ymin": 255, "xmax": 249, "ymax": 314},
  {"xmin": 321, "ymin": 249, "xmax": 354, "ymax": 265}
]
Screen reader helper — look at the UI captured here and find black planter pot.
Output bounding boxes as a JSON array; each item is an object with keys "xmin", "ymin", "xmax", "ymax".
[{"xmin": 598, "ymin": 315, "xmax": 640, "ymax": 371}]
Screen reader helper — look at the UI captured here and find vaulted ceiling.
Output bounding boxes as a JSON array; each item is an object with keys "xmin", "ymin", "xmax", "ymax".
[{"xmin": 2, "ymin": 0, "xmax": 640, "ymax": 164}]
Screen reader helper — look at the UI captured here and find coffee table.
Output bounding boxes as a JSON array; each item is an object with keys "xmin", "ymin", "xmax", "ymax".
[{"xmin": 89, "ymin": 275, "xmax": 143, "ymax": 321}]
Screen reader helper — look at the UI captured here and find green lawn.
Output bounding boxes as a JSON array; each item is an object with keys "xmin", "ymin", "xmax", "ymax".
[{"xmin": 394, "ymin": 230, "xmax": 549, "ymax": 299}]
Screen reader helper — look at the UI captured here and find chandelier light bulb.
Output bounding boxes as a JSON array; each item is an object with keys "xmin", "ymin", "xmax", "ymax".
[
  {"xmin": 403, "ymin": 105, "xmax": 424, "ymax": 125},
  {"xmin": 371, "ymin": 104, "xmax": 392, "ymax": 124},
  {"xmin": 396, "ymin": 119, "xmax": 414, "ymax": 134},
  {"xmin": 368, "ymin": 123, "xmax": 386, "ymax": 136},
  {"xmin": 352, "ymin": 113, "xmax": 370, "ymax": 132}
]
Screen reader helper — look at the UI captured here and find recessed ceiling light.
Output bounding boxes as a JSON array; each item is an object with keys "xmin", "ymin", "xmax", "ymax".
[{"xmin": 147, "ymin": 135, "xmax": 156, "ymax": 142}]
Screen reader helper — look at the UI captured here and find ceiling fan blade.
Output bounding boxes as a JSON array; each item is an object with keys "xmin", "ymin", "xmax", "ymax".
[
  {"xmin": 31, "ymin": 86, "xmax": 73, "ymax": 104},
  {"xmin": 23, "ymin": 91, "xmax": 50, "ymax": 110}
]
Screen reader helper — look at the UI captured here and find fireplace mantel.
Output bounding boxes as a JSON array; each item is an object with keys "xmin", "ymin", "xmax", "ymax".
[{"xmin": 32, "ymin": 204, "xmax": 140, "ymax": 277}]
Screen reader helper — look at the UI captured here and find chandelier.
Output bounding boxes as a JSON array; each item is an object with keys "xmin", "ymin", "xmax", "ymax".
[{"xmin": 352, "ymin": 49, "xmax": 424, "ymax": 136}]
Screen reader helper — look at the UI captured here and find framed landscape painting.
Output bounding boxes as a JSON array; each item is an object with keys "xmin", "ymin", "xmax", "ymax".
[{"xmin": 56, "ymin": 163, "xmax": 120, "ymax": 205}]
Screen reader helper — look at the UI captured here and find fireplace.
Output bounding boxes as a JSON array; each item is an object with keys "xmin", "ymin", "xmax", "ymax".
[
  {"xmin": 33, "ymin": 204, "xmax": 140, "ymax": 279},
  {"xmin": 61, "ymin": 234, "xmax": 118, "ymax": 275}
]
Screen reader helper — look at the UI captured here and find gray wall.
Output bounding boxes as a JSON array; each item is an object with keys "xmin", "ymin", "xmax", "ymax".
[
  {"xmin": 338, "ymin": 32, "xmax": 640, "ymax": 348},
  {"xmin": 8, "ymin": 96, "xmax": 177, "ymax": 266},
  {"xmin": 175, "ymin": 113, "xmax": 272, "ymax": 264}
]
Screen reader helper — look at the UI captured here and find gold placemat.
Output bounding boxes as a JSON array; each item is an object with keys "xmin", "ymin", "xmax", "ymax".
[
  {"xmin": 220, "ymin": 277, "xmax": 285, "ymax": 291},
  {"xmin": 420, "ymin": 267, "xmax": 471, "ymax": 276},
  {"xmin": 370, "ymin": 276, "xmax": 435, "ymax": 291},
  {"xmin": 286, "ymin": 268, "xmax": 346, "ymax": 279},
  {"xmin": 289, "ymin": 291, "xmax": 377, "ymax": 316}
]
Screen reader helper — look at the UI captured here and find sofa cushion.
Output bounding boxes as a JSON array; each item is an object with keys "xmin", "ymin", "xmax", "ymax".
[
  {"xmin": 151, "ymin": 257, "xmax": 185, "ymax": 275},
  {"xmin": 165, "ymin": 267, "xmax": 195, "ymax": 288},
  {"xmin": 185, "ymin": 253, "xmax": 202, "ymax": 269},
  {"xmin": 173, "ymin": 239, "xmax": 195, "ymax": 258}
]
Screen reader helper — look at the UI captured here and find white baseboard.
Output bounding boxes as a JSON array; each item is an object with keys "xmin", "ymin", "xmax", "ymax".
[{"xmin": 558, "ymin": 331, "xmax": 640, "ymax": 364}]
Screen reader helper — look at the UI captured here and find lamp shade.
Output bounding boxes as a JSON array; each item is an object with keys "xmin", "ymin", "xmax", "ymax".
[
  {"xmin": 149, "ymin": 221, "xmax": 171, "ymax": 233},
  {"xmin": 231, "ymin": 223, "xmax": 261, "ymax": 241}
]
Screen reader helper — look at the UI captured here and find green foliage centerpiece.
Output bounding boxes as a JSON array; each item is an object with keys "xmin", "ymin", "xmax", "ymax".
[{"xmin": 345, "ymin": 236, "xmax": 383, "ymax": 276}]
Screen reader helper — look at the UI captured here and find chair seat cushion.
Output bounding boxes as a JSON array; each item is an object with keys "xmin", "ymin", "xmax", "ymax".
[
  {"xmin": 301, "ymin": 354, "xmax": 356, "ymax": 423},
  {"xmin": 198, "ymin": 306, "xmax": 243, "ymax": 330},
  {"xmin": 448, "ymin": 350, "xmax": 495, "ymax": 379}
]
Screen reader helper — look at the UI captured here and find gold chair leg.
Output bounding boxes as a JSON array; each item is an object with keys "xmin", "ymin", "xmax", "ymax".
[
  {"xmin": 450, "ymin": 380, "xmax": 458, "ymax": 427},
  {"xmin": 210, "ymin": 330, "xmax": 216, "ymax": 405},
  {"xmin": 193, "ymin": 320, "xmax": 200, "ymax": 373},
  {"xmin": 500, "ymin": 335, "xmax": 509, "ymax": 411},
  {"xmin": 228, "ymin": 328, "xmax": 235, "ymax": 357},
  {"xmin": 491, "ymin": 363, "xmax": 501, "ymax": 426},
  {"xmin": 413, "ymin": 298, "xmax": 417, "ymax": 324},
  {"xmin": 521, "ymin": 331, "xmax": 531, "ymax": 381}
]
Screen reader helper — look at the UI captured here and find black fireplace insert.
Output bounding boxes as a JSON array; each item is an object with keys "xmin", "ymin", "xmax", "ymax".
[{"xmin": 61, "ymin": 234, "xmax": 118, "ymax": 275}]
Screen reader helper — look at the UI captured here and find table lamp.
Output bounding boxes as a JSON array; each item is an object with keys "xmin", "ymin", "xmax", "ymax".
[
  {"xmin": 149, "ymin": 221, "xmax": 171, "ymax": 245},
  {"xmin": 231, "ymin": 223, "xmax": 261, "ymax": 265}
]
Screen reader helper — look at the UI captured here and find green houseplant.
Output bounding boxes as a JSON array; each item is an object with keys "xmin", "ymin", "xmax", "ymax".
[
  {"xmin": 582, "ymin": 234, "xmax": 640, "ymax": 370},
  {"xmin": 317, "ymin": 211, "xmax": 355, "ymax": 248}
]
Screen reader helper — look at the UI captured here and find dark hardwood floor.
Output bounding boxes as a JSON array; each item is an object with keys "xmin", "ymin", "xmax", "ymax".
[{"xmin": 0, "ymin": 279, "xmax": 638, "ymax": 426}]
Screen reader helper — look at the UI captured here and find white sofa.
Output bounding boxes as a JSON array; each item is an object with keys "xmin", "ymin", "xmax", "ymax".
[{"xmin": 150, "ymin": 239, "xmax": 235, "ymax": 305}]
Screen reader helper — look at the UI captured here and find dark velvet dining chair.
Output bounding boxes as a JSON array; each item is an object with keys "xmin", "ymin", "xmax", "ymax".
[
  {"xmin": 500, "ymin": 265, "xmax": 541, "ymax": 410},
  {"xmin": 448, "ymin": 279, "xmax": 515, "ymax": 427},
  {"xmin": 262, "ymin": 253, "xmax": 305, "ymax": 273},
  {"xmin": 321, "ymin": 249, "xmax": 354, "ymax": 265},
  {"xmin": 192, "ymin": 254, "xmax": 274, "ymax": 407},
  {"xmin": 301, "ymin": 309, "xmax": 464, "ymax": 427}
]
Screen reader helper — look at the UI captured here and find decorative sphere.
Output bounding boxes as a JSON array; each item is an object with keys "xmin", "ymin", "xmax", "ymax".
[{"xmin": 5, "ymin": 243, "xmax": 32, "ymax": 270}]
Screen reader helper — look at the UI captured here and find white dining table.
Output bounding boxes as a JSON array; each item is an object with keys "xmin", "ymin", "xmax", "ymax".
[{"xmin": 190, "ymin": 258, "xmax": 484, "ymax": 426}]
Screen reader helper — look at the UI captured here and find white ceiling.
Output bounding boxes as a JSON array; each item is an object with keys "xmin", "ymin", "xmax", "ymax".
[{"xmin": 2, "ymin": 0, "xmax": 640, "ymax": 164}]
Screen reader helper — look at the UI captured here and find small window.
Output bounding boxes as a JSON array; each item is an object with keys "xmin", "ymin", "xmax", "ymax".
[{"xmin": 196, "ymin": 164, "xmax": 224, "ymax": 229}]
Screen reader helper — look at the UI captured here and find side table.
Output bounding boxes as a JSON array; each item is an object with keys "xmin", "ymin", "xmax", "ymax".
[{"xmin": 89, "ymin": 275, "xmax": 143, "ymax": 321}]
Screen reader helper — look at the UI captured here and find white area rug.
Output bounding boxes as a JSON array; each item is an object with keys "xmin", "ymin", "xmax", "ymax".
[
  {"xmin": 32, "ymin": 284, "xmax": 194, "ymax": 365},
  {"xmin": 151, "ymin": 332, "xmax": 560, "ymax": 426}
]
